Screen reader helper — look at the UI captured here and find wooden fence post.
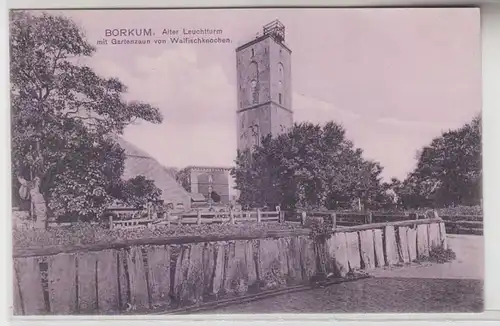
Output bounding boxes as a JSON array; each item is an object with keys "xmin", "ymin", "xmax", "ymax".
[
  {"xmin": 279, "ymin": 211, "xmax": 285, "ymax": 223},
  {"xmin": 330, "ymin": 212, "xmax": 337, "ymax": 230},
  {"xmin": 301, "ymin": 211, "xmax": 307, "ymax": 225},
  {"xmin": 166, "ymin": 211, "xmax": 171, "ymax": 227},
  {"xmin": 197, "ymin": 210, "xmax": 202, "ymax": 225},
  {"xmin": 109, "ymin": 215, "xmax": 113, "ymax": 230},
  {"xmin": 230, "ymin": 209, "xmax": 235, "ymax": 224},
  {"xmin": 257, "ymin": 209, "xmax": 262, "ymax": 223},
  {"xmin": 147, "ymin": 202, "xmax": 152, "ymax": 219},
  {"xmin": 368, "ymin": 212, "xmax": 373, "ymax": 224}
]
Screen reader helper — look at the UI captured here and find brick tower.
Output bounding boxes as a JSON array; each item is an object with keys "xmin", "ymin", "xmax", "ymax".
[{"xmin": 236, "ymin": 20, "xmax": 293, "ymax": 153}]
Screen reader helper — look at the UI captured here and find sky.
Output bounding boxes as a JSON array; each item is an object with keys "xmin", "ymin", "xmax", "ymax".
[{"xmin": 48, "ymin": 8, "xmax": 480, "ymax": 181}]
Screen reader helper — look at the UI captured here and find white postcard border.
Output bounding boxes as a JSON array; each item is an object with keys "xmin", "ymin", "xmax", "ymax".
[{"xmin": 2, "ymin": 1, "xmax": 499, "ymax": 324}]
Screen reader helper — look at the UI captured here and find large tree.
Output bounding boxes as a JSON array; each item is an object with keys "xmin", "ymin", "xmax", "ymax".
[
  {"xmin": 232, "ymin": 122, "xmax": 391, "ymax": 211},
  {"xmin": 393, "ymin": 115, "xmax": 481, "ymax": 208},
  {"xmin": 10, "ymin": 11, "xmax": 163, "ymax": 227}
]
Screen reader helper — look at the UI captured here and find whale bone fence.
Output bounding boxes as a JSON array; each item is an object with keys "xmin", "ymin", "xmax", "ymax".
[{"xmin": 12, "ymin": 218, "xmax": 447, "ymax": 315}]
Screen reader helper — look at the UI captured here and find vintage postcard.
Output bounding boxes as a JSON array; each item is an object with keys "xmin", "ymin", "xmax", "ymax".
[{"xmin": 10, "ymin": 7, "xmax": 483, "ymax": 316}]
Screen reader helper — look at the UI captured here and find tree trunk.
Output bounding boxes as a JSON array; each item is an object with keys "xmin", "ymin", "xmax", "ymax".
[
  {"xmin": 31, "ymin": 188, "xmax": 48, "ymax": 229},
  {"xmin": 29, "ymin": 169, "xmax": 34, "ymax": 219},
  {"xmin": 33, "ymin": 139, "xmax": 48, "ymax": 229}
]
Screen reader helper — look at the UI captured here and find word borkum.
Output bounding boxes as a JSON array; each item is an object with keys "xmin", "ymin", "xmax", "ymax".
[{"xmin": 105, "ymin": 28, "xmax": 154, "ymax": 37}]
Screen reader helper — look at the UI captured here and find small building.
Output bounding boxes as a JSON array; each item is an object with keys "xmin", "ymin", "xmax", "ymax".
[{"xmin": 185, "ymin": 166, "xmax": 239, "ymax": 205}]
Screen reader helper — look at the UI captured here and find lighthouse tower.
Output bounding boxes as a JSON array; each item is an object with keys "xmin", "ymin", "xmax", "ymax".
[{"xmin": 235, "ymin": 20, "xmax": 293, "ymax": 153}]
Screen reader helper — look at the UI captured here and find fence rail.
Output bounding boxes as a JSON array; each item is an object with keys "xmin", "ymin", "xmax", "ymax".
[
  {"xmin": 303, "ymin": 210, "xmax": 483, "ymax": 235},
  {"xmin": 31, "ymin": 208, "xmax": 484, "ymax": 237},
  {"xmin": 107, "ymin": 209, "xmax": 282, "ymax": 229}
]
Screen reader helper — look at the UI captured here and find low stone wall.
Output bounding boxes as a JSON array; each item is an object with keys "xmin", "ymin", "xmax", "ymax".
[{"xmin": 12, "ymin": 219, "xmax": 446, "ymax": 315}]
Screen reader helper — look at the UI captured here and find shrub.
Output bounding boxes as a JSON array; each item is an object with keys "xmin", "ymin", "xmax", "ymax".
[
  {"xmin": 429, "ymin": 247, "xmax": 457, "ymax": 263},
  {"xmin": 414, "ymin": 205, "xmax": 482, "ymax": 219},
  {"xmin": 229, "ymin": 261, "xmax": 249, "ymax": 295},
  {"xmin": 418, "ymin": 247, "xmax": 457, "ymax": 264},
  {"xmin": 309, "ymin": 217, "xmax": 333, "ymax": 242},
  {"xmin": 261, "ymin": 259, "xmax": 286, "ymax": 290},
  {"xmin": 437, "ymin": 205, "xmax": 482, "ymax": 218}
]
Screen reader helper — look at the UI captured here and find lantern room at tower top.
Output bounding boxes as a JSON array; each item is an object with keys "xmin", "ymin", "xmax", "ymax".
[
  {"xmin": 263, "ymin": 19, "xmax": 286, "ymax": 43},
  {"xmin": 235, "ymin": 19, "xmax": 291, "ymax": 53}
]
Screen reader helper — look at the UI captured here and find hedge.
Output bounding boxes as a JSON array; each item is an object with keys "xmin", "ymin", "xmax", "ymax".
[{"xmin": 13, "ymin": 222, "xmax": 303, "ymax": 249}]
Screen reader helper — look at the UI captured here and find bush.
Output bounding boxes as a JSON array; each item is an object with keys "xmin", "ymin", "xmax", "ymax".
[
  {"xmin": 437, "ymin": 205, "xmax": 482, "ymax": 218},
  {"xmin": 418, "ymin": 247, "xmax": 457, "ymax": 264},
  {"xmin": 308, "ymin": 217, "xmax": 333, "ymax": 241},
  {"xmin": 412, "ymin": 205, "xmax": 482, "ymax": 220},
  {"xmin": 261, "ymin": 259, "xmax": 286, "ymax": 290}
]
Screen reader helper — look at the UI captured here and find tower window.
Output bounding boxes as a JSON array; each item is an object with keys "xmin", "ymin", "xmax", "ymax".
[
  {"xmin": 279, "ymin": 93, "xmax": 282, "ymax": 105},
  {"xmin": 248, "ymin": 62, "xmax": 259, "ymax": 104},
  {"xmin": 251, "ymin": 48, "xmax": 254, "ymax": 57},
  {"xmin": 250, "ymin": 79, "xmax": 258, "ymax": 104},
  {"xmin": 253, "ymin": 92, "xmax": 259, "ymax": 104}
]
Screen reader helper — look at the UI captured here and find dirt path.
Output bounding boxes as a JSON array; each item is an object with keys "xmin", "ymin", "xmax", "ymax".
[
  {"xmin": 205, "ymin": 235, "xmax": 484, "ymax": 313},
  {"xmin": 370, "ymin": 234, "xmax": 484, "ymax": 280}
]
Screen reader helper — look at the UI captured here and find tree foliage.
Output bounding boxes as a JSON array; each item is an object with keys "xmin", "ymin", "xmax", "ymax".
[
  {"xmin": 10, "ymin": 11, "xmax": 163, "ymax": 223},
  {"xmin": 392, "ymin": 115, "xmax": 481, "ymax": 208},
  {"xmin": 116, "ymin": 176, "xmax": 163, "ymax": 209},
  {"xmin": 232, "ymin": 122, "xmax": 392, "ymax": 211},
  {"xmin": 175, "ymin": 167, "xmax": 191, "ymax": 192}
]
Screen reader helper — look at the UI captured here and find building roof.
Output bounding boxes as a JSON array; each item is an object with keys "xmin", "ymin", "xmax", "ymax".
[
  {"xmin": 116, "ymin": 137, "xmax": 193, "ymax": 208},
  {"xmin": 185, "ymin": 165, "xmax": 234, "ymax": 172},
  {"xmin": 162, "ymin": 167, "xmax": 179, "ymax": 179},
  {"xmin": 235, "ymin": 33, "xmax": 292, "ymax": 54}
]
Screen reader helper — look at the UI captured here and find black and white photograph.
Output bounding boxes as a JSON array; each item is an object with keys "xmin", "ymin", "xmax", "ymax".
[{"xmin": 9, "ymin": 7, "xmax": 483, "ymax": 315}]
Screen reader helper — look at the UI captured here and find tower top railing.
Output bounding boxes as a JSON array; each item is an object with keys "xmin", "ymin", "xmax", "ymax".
[{"xmin": 263, "ymin": 19, "xmax": 285, "ymax": 43}]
